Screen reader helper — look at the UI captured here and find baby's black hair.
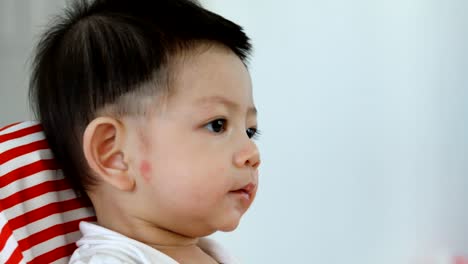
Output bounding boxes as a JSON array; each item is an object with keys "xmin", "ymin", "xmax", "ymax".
[{"xmin": 29, "ymin": 0, "xmax": 252, "ymax": 196}]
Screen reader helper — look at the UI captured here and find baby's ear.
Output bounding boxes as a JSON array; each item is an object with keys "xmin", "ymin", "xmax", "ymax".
[{"xmin": 83, "ymin": 117, "xmax": 135, "ymax": 191}]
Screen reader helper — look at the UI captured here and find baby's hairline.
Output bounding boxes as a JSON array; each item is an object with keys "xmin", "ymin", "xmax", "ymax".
[{"xmin": 93, "ymin": 43, "xmax": 243, "ymax": 121}]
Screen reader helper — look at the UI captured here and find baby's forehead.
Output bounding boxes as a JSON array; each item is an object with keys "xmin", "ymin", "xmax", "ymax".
[
  {"xmin": 169, "ymin": 51, "xmax": 251, "ymax": 97},
  {"xmin": 118, "ymin": 46, "xmax": 252, "ymax": 118}
]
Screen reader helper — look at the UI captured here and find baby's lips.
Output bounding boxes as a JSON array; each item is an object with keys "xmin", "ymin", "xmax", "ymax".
[
  {"xmin": 230, "ymin": 182, "xmax": 256, "ymax": 197},
  {"xmin": 242, "ymin": 182, "xmax": 256, "ymax": 195}
]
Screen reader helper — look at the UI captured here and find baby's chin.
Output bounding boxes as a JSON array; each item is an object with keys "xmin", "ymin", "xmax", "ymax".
[
  {"xmin": 179, "ymin": 213, "xmax": 244, "ymax": 237},
  {"xmin": 187, "ymin": 208, "xmax": 249, "ymax": 236},
  {"xmin": 217, "ymin": 216, "xmax": 244, "ymax": 233},
  {"xmin": 202, "ymin": 221, "xmax": 241, "ymax": 235},
  {"xmin": 198, "ymin": 219, "xmax": 241, "ymax": 236},
  {"xmin": 218, "ymin": 224, "xmax": 239, "ymax": 233}
]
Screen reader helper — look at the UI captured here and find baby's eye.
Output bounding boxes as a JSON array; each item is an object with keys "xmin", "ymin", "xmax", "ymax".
[
  {"xmin": 246, "ymin": 127, "xmax": 260, "ymax": 139},
  {"xmin": 205, "ymin": 119, "xmax": 227, "ymax": 134}
]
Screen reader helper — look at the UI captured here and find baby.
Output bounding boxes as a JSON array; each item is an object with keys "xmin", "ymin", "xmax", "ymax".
[{"xmin": 29, "ymin": 0, "xmax": 260, "ymax": 263}]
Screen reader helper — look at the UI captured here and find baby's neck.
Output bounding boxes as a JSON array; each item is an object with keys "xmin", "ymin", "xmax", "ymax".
[
  {"xmin": 96, "ymin": 212, "xmax": 198, "ymax": 247},
  {"xmin": 90, "ymin": 191, "xmax": 198, "ymax": 246},
  {"xmin": 94, "ymin": 206, "xmax": 219, "ymax": 263},
  {"xmin": 90, "ymin": 190, "xmax": 219, "ymax": 263},
  {"xmin": 98, "ymin": 216, "xmax": 218, "ymax": 263}
]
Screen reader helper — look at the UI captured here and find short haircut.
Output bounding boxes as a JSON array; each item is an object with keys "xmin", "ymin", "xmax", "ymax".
[{"xmin": 29, "ymin": 0, "xmax": 252, "ymax": 197}]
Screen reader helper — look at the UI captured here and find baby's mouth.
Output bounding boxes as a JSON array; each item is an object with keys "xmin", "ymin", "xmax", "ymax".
[{"xmin": 230, "ymin": 183, "xmax": 256, "ymax": 200}]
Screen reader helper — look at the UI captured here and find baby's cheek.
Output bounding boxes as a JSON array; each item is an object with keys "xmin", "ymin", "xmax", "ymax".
[
  {"xmin": 210, "ymin": 166, "xmax": 231, "ymax": 193},
  {"xmin": 139, "ymin": 160, "xmax": 152, "ymax": 183},
  {"xmin": 213, "ymin": 166, "xmax": 227, "ymax": 178}
]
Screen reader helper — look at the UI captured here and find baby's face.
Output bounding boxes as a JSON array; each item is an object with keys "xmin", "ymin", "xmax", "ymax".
[{"xmin": 129, "ymin": 46, "xmax": 260, "ymax": 237}]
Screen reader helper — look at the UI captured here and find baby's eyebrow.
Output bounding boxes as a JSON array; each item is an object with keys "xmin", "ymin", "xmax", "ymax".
[{"xmin": 195, "ymin": 95, "xmax": 257, "ymax": 116}]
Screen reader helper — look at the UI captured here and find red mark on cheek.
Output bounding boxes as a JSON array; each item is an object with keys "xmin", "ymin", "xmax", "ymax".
[{"xmin": 140, "ymin": 160, "xmax": 152, "ymax": 183}]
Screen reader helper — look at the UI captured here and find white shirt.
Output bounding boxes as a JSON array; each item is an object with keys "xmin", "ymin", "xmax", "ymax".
[{"xmin": 69, "ymin": 222, "xmax": 241, "ymax": 264}]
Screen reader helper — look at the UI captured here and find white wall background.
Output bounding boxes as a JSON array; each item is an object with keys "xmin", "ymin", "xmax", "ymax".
[
  {"xmin": 204, "ymin": 1, "xmax": 468, "ymax": 264},
  {"xmin": 1, "ymin": 1, "xmax": 467, "ymax": 263},
  {"xmin": 0, "ymin": 0, "xmax": 66, "ymax": 125}
]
